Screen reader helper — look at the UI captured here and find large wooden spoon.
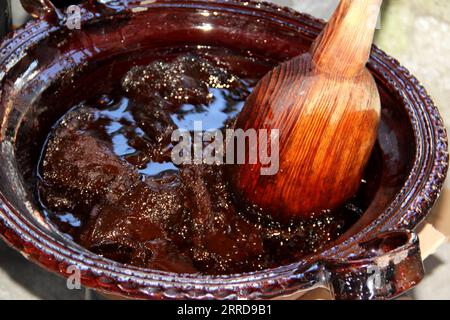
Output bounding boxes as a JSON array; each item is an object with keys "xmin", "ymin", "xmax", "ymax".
[{"xmin": 231, "ymin": 0, "xmax": 383, "ymax": 220}]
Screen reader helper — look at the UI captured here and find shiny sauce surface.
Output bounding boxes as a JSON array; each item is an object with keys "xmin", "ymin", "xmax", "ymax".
[{"xmin": 38, "ymin": 47, "xmax": 370, "ymax": 274}]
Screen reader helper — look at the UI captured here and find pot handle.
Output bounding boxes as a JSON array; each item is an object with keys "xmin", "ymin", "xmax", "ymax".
[
  {"xmin": 20, "ymin": 0, "xmax": 65, "ymax": 24},
  {"xmin": 323, "ymin": 230, "xmax": 424, "ymax": 300},
  {"xmin": 19, "ymin": 1, "xmax": 112, "ymax": 25}
]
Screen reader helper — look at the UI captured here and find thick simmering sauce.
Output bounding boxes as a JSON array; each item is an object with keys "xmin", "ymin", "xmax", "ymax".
[{"xmin": 37, "ymin": 47, "xmax": 369, "ymax": 274}]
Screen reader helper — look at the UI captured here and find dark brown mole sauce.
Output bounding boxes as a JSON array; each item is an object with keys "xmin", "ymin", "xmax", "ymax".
[{"xmin": 37, "ymin": 46, "xmax": 374, "ymax": 275}]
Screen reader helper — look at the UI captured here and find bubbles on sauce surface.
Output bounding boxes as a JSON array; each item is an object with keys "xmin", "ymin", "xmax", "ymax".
[{"xmin": 37, "ymin": 48, "xmax": 366, "ymax": 275}]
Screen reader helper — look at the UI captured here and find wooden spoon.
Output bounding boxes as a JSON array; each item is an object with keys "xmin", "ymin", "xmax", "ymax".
[{"xmin": 231, "ymin": 0, "xmax": 383, "ymax": 220}]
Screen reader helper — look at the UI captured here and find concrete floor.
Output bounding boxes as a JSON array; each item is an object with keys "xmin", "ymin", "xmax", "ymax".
[
  {"xmin": 0, "ymin": 0, "xmax": 449, "ymax": 300},
  {"xmin": 0, "ymin": 241, "xmax": 87, "ymax": 300}
]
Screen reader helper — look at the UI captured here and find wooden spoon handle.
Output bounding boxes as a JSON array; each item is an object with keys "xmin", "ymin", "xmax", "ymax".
[{"xmin": 311, "ymin": 0, "xmax": 383, "ymax": 76}]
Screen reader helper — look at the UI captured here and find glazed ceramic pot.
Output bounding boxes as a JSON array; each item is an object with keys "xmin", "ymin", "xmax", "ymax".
[{"xmin": 0, "ymin": 0, "xmax": 448, "ymax": 300}]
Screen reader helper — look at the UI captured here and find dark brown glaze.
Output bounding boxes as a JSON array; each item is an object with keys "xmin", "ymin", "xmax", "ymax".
[
  {"xmin": 19, "ymin": 0, "xmax": 63, "ymax": 23},
  {"xmin": 325, "ymin": 230, "xmax": 424, "ymax": 300},
  {"xmin": 0, "ymin": 0, "xmax": 446, "ymax": 299}
]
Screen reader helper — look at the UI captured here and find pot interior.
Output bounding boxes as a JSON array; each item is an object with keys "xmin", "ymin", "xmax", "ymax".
[{"xmin": 0, "ymin": 2, "xmax": 416, "ymax": 273}]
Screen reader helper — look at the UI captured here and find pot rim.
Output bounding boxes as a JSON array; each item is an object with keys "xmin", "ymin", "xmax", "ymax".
[{"xmin": 0, "ymin": 0, "xmax": 448, "ymax": 299}]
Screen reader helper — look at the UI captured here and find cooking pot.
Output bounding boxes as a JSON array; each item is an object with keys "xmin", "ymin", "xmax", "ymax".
[{"xmin": 0, "ymin": 0, "xmax": 448, "ymax": 300}]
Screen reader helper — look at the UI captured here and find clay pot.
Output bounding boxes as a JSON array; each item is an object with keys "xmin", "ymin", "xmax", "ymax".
[{"xmin": 0, "ymin": 0, "xmax": 447, "ymax": 300}]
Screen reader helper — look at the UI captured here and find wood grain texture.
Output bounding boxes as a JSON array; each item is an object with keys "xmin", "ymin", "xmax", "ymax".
[{"xmin": 232, "ymin": 0, "xmax": 383, "ymax": 220}]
